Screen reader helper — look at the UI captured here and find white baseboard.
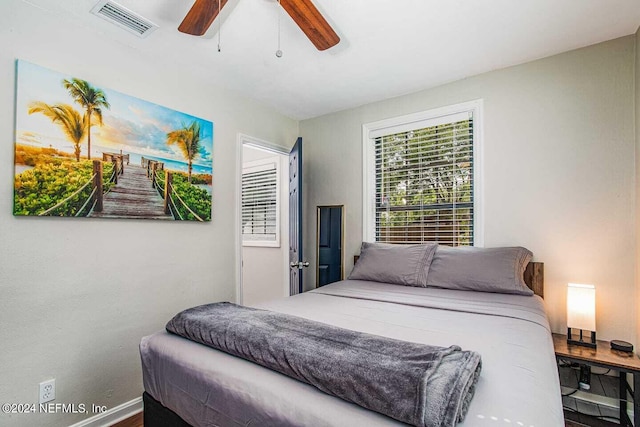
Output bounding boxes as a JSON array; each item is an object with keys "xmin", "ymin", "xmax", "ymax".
[{"xmin": 67, "ymin": 396, "xmax": 142, "ymax": 427}]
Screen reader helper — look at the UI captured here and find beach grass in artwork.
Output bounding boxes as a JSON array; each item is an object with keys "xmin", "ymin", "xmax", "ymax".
[{"xmin": 13, "ymin": 60, "xmax": 213, "ymax": 221}]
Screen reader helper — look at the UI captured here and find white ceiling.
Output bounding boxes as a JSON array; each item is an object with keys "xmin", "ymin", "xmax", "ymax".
[{"xmin": 22, "ymin": 0, "xmax": 640, "ymax": 120}]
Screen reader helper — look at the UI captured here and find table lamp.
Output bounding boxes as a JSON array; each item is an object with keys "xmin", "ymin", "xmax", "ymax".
[{"xmin": 567, "ymin": 283, "xmax": 596, "ymax": 348}]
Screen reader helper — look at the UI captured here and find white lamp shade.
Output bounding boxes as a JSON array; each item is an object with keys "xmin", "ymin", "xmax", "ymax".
[{"xmin": 567, "ymin": 283, "xmax": 596, "ymax": 331}]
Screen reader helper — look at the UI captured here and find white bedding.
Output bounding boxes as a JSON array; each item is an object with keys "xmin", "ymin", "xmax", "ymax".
[{"xmin": 141, "ymin": 280, "xmax": 563, "ymax": 426}]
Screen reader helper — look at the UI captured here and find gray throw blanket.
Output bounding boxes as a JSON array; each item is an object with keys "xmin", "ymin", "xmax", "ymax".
[{"xmin": 166, "ymin": 302, "xmax": 481, "ymax": 427}]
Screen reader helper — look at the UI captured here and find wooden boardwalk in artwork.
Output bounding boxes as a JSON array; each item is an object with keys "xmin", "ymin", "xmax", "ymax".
[{"xmin": 88, "ymin": 164, "xmax": 173, "ymax": 220}]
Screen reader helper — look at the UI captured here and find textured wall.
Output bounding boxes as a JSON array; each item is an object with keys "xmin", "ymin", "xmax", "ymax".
[
  {"xmin": 300, "ymin": 36, "xmax": 636, "ymax": 343},
  {"xmin": 635, "ymin": 25, "xmax": 640, "ymax": 354},
  {"xmin": 0, "ymin": 1, "xmax": 297, "ymax": 425}
]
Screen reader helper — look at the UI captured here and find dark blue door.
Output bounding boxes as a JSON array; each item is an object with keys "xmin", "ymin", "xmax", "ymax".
[
  {"xmin": 289, "ymin": 138, "xmax": 306, "ymax": 295},
  {"xmin": 317, "ymin": 206, "xmax": 343, "ymax": 287}
]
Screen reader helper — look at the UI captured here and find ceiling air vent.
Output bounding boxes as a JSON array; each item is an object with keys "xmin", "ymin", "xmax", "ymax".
[{"xmin": 91, "ymin": 0, "xmax": 158, "ymax": 38}]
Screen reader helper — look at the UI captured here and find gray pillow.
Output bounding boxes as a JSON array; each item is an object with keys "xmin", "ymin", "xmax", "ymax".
[
  {"xmin": 426, "ymin": 246, "xmax": 534, "ymax": 295},
  {"xmin": 349, "ymin": 242, "xmax": 437, "ymax": 287}
]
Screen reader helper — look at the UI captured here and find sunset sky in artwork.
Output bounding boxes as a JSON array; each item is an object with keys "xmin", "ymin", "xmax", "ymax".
[{"xmin": 15, "ymin": 60, "xmax": 213, "ymax": 173}]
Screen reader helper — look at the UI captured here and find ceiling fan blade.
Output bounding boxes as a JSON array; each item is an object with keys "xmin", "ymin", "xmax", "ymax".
[
  {"xmin": 179, "ymin": 0, "xmax": 229, "ymax": 36},
  {"xmin": 280, "ymin": 0, "xmax": 340, "ymax": 51}
]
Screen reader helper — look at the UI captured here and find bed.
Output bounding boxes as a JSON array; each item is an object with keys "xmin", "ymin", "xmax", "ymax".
[{"xmin": 140, "ymin": 245, "xmax": 564, "ymax": 427}]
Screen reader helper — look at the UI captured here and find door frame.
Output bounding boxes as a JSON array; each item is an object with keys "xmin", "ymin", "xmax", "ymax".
[{"xmin": 235, "ymin": 133, "xmax": 289, "ymax": 305}]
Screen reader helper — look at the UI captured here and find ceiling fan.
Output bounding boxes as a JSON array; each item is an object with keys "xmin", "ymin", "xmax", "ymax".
[{"xmin": 178, "ymin": 0, "xmax": 340, "ymax": 51}]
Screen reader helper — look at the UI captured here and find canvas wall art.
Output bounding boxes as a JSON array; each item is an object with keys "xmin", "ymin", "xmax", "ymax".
[{"xmin": 13, "ymin": 60, "xmax": 213, "ymax": 221}]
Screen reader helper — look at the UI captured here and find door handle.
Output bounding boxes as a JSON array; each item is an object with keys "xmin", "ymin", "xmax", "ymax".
[{"xmin": 290, "ymin": 261, "xmax": 310, "ymax": 269}]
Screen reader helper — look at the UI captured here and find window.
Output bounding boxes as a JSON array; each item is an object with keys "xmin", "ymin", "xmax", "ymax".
[
  {"xmin": 242, "ymin": 157, "xmax": 280, "ymax": 246},
  {"xmin": 363, "ymin": 100, "xmax": 483, "ymax": 246}
]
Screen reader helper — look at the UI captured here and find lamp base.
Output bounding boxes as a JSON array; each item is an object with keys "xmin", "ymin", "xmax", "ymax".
[{"xmin": 567, "ymin": 327, "xmax": 596, "ymax": 348}]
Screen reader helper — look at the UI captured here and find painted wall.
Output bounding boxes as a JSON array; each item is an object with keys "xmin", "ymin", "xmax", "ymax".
[
  {"xmin": 300, "ymin": 36, "xmax": 637, "ymax": 343},
  {"xmin": 242, "ymin": 146, "xmax": 289, "ymax": 306},
  {"xmin": 635, "ymin": 25, "xmax": 640, "ymax": 353},
  {"xmin": 0, "ymin": 2, "xmax": 297, "ymax": 426}
]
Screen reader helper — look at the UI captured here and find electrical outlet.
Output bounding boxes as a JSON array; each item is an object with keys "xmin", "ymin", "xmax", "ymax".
[{"xmin": 39, "ymin": 379, "xmax": 55, "ymax": 404}]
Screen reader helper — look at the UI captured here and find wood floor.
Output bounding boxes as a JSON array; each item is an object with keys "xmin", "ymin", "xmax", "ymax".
[
  {"xmin": 564, "ymin": 410, "xmax": 618, "ymax": 427},
  {"xmin": 111, "ymin": 410, "xmax": 615, "ymax": 427},
  {"xmin": 112, "ymin": 412, "xmax": 143, "ymax": 427}
]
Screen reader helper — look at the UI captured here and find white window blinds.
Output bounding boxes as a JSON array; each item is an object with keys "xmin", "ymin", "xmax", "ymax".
[
  {"xmin": 374, "ymin": 112, "xmax": 475, "ymax": 246},
  {"xmin": 242, "ymin": 159, "xmax": 278, "ymax": 244}
]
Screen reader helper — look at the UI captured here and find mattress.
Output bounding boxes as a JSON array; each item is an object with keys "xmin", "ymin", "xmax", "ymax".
[{"xmin": 140, "ymin": 280, "xmax": 563, "ymax": 426}]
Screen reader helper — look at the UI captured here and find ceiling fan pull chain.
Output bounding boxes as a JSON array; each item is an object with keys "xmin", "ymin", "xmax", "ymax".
[
  {"xmin": 217, "ymin": 0, "xmax": 222, "ymax": 52},
  {"xmin": 275, "ymin": 0, "xmax": 283, "ymax": 58}
]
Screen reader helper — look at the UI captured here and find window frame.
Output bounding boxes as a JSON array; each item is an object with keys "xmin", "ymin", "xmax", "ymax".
[
  {"xmin": 242, "ymin": 156, "xmax": 281, "ymax": 248},
  {"xmin": 362, "ymin": 100, "xmax": 484, "ymax": 246}
]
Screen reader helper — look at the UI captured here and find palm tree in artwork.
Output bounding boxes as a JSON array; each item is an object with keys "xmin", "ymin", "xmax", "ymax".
[
  {"xmin": 28, "ymin": 102, "xmax": 86, "ymax": 162},
  {"xmin": 166, "ymin": 121, "xmax": 202, "ymax": 183},
  {"xmin": 62, "ymin": 78, "xmax": 110, "ymax": 160}
]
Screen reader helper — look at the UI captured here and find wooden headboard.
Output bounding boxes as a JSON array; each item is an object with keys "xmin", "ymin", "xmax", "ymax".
[
  {"xmin": 523, "ymin": 262, "xmax": 544, "ymax": 298},
  {"xmin": 353, "ymin": 255, "xmax": 545, "ymax": 298}
]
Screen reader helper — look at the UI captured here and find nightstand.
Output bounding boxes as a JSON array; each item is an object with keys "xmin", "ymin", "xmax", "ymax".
[{"xmin": 553, "ymin": 333, "xmax": 640, "ymax": 426}]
